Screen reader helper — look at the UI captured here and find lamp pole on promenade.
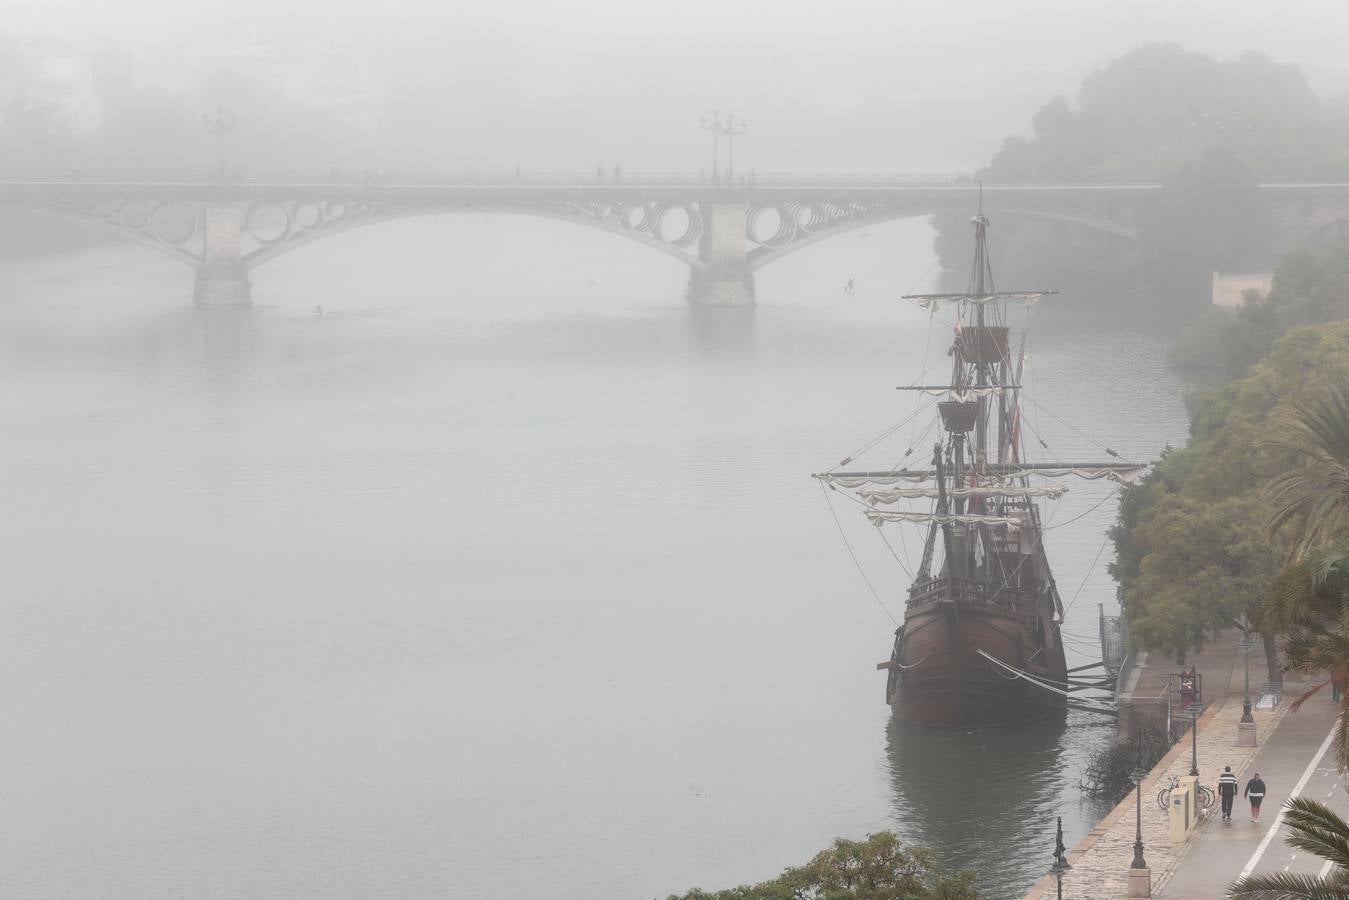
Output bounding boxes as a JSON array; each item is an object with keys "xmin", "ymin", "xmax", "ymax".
[
  {"xmin": 1049, "ymin": 815, "xmax": 1070, "ymax": 900},
  {"xmin": 1240, "ymin": 632, "xmax": 1255, "ymax": 724},
  {"xmin": 1187, "ymin": 703, "xmax": 1202, "ymax": 777},
  {"xmin": 1131, "ymin": 762, "xmax": 1148, "ymax": 869}
]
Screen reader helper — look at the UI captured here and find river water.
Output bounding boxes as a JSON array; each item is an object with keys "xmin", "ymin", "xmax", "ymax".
[{"xmin": 0, "ymin": 216, "xmax": 1190, "ymax": 899}]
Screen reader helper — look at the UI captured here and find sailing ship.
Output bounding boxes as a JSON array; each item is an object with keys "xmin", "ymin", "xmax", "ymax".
[{"xmin": 814, "ymin": 211, "xmax": 1144, "ymax": 729}]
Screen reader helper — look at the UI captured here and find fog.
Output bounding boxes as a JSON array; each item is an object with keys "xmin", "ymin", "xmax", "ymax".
[
  {"xmin": 8, "ymin": 0, "xmax": 1349, "ymax": 172},
  {"xmin": 2, "ymin": 2, "xmax": 1346, "ymax": 899}
]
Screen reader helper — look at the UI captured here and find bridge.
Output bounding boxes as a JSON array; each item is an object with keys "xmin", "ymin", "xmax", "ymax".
[{"xmin": 3, "ymin": 174, "xmax": 1347, "ymax": 306}]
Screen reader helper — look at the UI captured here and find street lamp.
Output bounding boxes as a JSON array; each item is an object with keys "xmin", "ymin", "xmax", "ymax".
[
  {"xmin": 722, "ymin": 113, "xmax": 747, "ymax": 183},
  {"xmin": 202, "ymin": 107, "xmax": 237, "ymax": 184},
  {"xmin": 1240, "ymin": 632, "xmax": 1255, "ymax": 724},
  {"xmin": 1130, "ymin": 762, "xmax": 1148, "ymax": 869},
  {"xmin": 1187, "ymin": 703, "xmax": 1203, "ymax": 777},
  {"xmin": 699, "ymin": 111, "xmax": 747, "ymax": 185},
  {"xmin": 700, "ymin": 110, "xmax": 722, "ymax": 184},
  {"xmin": 1049, "ymin": 815, "xmax": 1070, "ymax": 900}
]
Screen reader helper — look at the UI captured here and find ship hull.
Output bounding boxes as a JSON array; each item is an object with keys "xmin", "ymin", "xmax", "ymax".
[{"xmin": 889, "ymin": 599, "xmax": 1067, "ymax": 729}]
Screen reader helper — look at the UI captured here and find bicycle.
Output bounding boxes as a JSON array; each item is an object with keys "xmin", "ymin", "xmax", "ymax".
[{"xmin": 1156, "ymin": 774, "xmax": 1216, "ymax": 812}]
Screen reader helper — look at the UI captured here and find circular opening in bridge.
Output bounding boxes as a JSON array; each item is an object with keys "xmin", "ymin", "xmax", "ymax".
[
  {"xmin": 655, "ymin": 205, "xmax": 699, "ymax": 245},
  {"xmin": 292, "ymin": 202, "xmax": 322, "ymax": 230},
  {"xmin": 621, "ymin": 204, "xmax": 653, "ymax": 232},
  {"xmin": 325, "ymin": 202, "xmax": 347, "ymax": 220},
  {"xmin": 151, "ymin": 202, "xmax": 197, "ymax": 244},
  {"xmin": 120, "ymin": 200, "xmax": 152, "ymax": 230},
  {"xmin": 246, "ymin": 202, "xmax": 290, "ymax": 243},
  {"xmin": 795, "ymin": 203, "xmax": 830, "ymax": 234},
  {"xmin": 747, "ymin": 205, "xmax": 795, "ymax": 247}
]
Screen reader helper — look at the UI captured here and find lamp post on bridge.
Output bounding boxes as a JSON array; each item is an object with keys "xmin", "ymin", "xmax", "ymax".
[
  {"xmin": 202, "ymin": 107, "xmax": 237, "ymax": 184},
  {"xmin": 723, "ymin": 113, "xmax": 746, "ymax": 184},
  {"xmin": 700, "ymin": 110, "xmax": 722, "ymax": 184},
  {"xmin": 700, "ymin": 111, "xmax": 747, "ymax": 185}
]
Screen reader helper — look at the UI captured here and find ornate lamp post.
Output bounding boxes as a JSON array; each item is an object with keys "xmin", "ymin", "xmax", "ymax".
[
  {"xmin": 722, "ymin": 113, "xmax": 747, "ymax": 183},
  {"xmin": 1049, "ymin": 816, "xmax": 1070, "ymax": 900},
  {"xmin": 1187, "ymin": 703, "xmax": 1203, "ymax": 777},
  {"xmin": 1240, "ymin": 632, "xmax": 1255, "ymax": 724},
  {"xmin": 1131, "ymin": 765, "xmax": 1148, "ymax": 869},
  {"xmin": 202, "ymin": 107, "xmax": 237, "ymax": 184},
  {"xmin": 700, "ymin": 110, "xmax": 722, "ymax": 184},
  {"xmin": 699, "ymin": 111, "xmax": 747, "ymax": 185}
]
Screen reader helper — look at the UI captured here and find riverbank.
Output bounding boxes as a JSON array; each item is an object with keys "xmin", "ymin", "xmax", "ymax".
[{"xmin": 1022, "ymin": 632, "xmax": 1306, "ymax": 899}]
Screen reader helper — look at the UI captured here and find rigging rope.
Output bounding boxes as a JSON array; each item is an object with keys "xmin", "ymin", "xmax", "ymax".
[
  {"xmin": 819, "ymin": 480, "xmax": 900, "ymax": 626},
  {"xmin": 1062, "ymin": 529, "xmax": 1114, "ymax": 620}
]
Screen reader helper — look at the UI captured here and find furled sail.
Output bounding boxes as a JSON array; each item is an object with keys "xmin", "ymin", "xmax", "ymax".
[
  {"xmin": 814, "ymin": 463, "xmax": 1147, "ymax": 490},
  {"xmin": 859, "ymin": 484, "xmax": 1068, "ymax": 504},
  {"xmin": 902, "ymin": 291, "xmax": 1056, "ymax": 312},
  {"xmin": 863, "ymin": 510, "xmax": 1027, "ymax": 528}
]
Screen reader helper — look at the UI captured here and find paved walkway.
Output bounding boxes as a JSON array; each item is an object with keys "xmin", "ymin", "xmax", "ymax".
[
  {"xmin": 1158, "ymin": 694, "xmax": 1343, "ymax": 897},
  {"xmin": 1021, "ymin": 631, "xmax": 1328, "ymax": 899}
]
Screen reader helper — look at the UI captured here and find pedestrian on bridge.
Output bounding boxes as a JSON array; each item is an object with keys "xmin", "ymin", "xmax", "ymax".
[
  {"xmin": 1244, "ymin": 772, "xmax": 1266, "ymax": 822},
  {"xmin": 1218, "ymin": 765, "xmax": 1238, "ymax": 820}
]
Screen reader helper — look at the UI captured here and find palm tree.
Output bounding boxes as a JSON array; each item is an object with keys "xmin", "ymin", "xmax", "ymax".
[
  {"xmin": 1260, "ymin": 388, "xmax": 1349, "ymax": 769},
  {"xmin": 1229, "ymin": 797, "xmax": 1349, "ymax": 897},
  {"xmin": 1262, "ymin": 387, "xmax": 1349, "ymax": 560},
  {"xmin": 1266, "ymin": 543, "xmax": 1349, "ymax": 769}
]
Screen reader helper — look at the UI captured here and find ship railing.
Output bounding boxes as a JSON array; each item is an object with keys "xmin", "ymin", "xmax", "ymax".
[{"xmin": 907, "ymin": 576, "xmax": 1017, "ymax": 609}]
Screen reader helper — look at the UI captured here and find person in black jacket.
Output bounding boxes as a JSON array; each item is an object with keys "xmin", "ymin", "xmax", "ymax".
[
  {"xmin": 1218, "ymin": 765, "xmax": 1239, "ymax": 820},
  {"xmin": 1245, "ymin": 772, "xmax": 1267, "ymax": 821}
]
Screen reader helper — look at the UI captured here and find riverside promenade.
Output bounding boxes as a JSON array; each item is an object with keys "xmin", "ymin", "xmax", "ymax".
[{"xmin": 1021, "ymin": 632, "xmax": 1339, "ymax": 899}]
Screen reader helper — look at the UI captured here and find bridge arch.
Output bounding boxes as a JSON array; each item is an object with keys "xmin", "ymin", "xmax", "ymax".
[
  {"xmin": 746, "ymin": 206, "xmax": 1137, "ymax": 272},
  {"xmin": 242, "ymin": 202, "xmax": 706, "ymax": 273},
  {"xmin": 10, "ymin": 202, "xmax": 202, "ymax": 269}
]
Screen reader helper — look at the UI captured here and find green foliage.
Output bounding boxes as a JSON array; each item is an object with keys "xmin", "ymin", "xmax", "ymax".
[
  {"xmin": 665, "ymin": 832, "xmax": 979, "ymax": 900},
  {"xmin": 1262, "ymin": 388, "xmax": 1349, "ymax": 558},
  {"xmin": 1172, "ymin": 245, "xmax": 1349, "ymax": 377},
  {"xmin": 934, "ymin": 44, "xmax": 1349, "ymax": 309},
  {"xmin": 1112, "ymin": 319, "xmax": 1349, "ymax": 658}
]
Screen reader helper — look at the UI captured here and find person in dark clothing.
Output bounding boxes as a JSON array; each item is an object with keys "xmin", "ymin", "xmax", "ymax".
[
  {"xmin": 1245, "ymin": 772, "xmax": 1266, "ymax": 821},
  {"xmin": 1218, "ymin": 765, "xmax": 1239, "ymax": 820}
]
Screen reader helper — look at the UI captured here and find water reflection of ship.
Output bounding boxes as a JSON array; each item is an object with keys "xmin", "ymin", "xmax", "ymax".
[{"xmin": 885, "ymin": 712, "xmax": 1110, "ymax": 897}]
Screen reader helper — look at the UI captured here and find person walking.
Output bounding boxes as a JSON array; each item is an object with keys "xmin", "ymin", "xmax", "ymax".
[
  {"xmin": 1244, "ymin": 772, "xmax": 1266, "ymax": 822},
  {"xmin": 1218, "ymin": 765, "xmax": 1239, "ymax": 820}
]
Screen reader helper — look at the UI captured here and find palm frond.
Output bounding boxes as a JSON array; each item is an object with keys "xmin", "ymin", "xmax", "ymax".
[
  {"xmin": 1281, "ymin": 797, "xmax": 1349, "ymax": 870},
  {"xmin": 1228, "ymin": 870, "xmax": 1349, "ymax": 898}
]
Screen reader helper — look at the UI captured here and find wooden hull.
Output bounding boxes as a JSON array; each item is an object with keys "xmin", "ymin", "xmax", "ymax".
[{"xmin": 889, "ymin": 598, "xmax": 1067, "ymax": 729}]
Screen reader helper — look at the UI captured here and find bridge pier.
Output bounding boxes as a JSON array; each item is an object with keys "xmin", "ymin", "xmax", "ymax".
[
  {"xmin": 193, "ymin": 203, "xmax": 252, "ymax": 306},
  {"xmin": 688, "ymin": 202, "xmax": 754, "ymax": 306}
]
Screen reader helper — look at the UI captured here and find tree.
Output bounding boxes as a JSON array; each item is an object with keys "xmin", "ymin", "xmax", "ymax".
[
  {"xmin": 1113, "ymin": 319, "xmax": 1349, "ymax": 664},
  {"xmin": 665, "ymin": 832, "xmax": 979, "ymax": 900},
  {"xmin": 1228, "ymin": 797, "xmax": 1349, "ymax": 897},
  {"xmin": 1262, "ymin": 541, "xmax": 1349, "ymax": 769},
  {"xmin": 1123, "ymin": 494, "xmax": 1278, "ymax": 661},
  {"xmin": 1262, "ymin": 388, "xmax": 1349, "ymax": 559}
]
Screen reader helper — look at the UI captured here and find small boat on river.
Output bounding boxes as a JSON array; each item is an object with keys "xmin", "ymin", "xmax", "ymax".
[{"xmin": 814, "ymin": 211, "xmax": 1144, "ymax": 729}]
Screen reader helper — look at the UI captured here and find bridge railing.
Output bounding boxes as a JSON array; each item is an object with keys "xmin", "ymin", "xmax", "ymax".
[
  {"xmin": 0, "ymin": 170, "xmax": 1163, "ymax": 190},
  {"xmin": 0, "ymin": 171, "xmax": 1343, "ymax": 193}
]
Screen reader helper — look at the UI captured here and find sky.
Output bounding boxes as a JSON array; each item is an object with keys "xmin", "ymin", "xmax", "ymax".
[{"xmin": 8, "ymin": 0, "xmax": 1349, "ymax": 172}]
